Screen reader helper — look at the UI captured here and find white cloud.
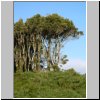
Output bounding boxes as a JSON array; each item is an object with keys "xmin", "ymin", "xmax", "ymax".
[{"xmin": 60, "ymin": 59, "xmax": 86, "ymax": 74}]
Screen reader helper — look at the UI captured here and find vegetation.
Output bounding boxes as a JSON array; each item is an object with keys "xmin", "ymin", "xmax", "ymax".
[
  {"xmin": 61, "ymin": 55, "xmax": 69, "ymax": 64},
  {"xmin": 14, "ymin": 13, "xmax": 83, "ymax": 72},
  {"xmin": 14, "ymin": 14, "xmax": 85, "ymax": 98},
  {"xmin": 14, "ymin": 68, "xmax": 86, "ymax": 98}
]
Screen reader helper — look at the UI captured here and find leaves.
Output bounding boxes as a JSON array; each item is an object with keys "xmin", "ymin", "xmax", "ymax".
[{"xmin": 61, "ymin": 55, "xmax": 69, "ymax": 65}]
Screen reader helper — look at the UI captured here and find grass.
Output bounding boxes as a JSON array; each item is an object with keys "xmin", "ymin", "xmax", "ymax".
[{"xmin": 14, "ymin": 68, "xmax": 86, "ymax": 98}]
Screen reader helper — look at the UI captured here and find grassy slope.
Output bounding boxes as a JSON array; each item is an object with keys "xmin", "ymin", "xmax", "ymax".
[{"xmin": 14, "ymin": 69, "xmax": 86, "ymax": 98}]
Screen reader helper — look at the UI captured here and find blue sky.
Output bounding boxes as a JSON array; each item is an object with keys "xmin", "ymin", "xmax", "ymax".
[{"xmin": 14, "ymin": 2, "xmax": 86, "ymax": 74}]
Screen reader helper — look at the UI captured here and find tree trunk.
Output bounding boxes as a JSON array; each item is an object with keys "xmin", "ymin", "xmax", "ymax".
[
  {"xmin": 57, "ymin": 41, "xmax": 61, "ymax": 64},
  {"xmin": 27, "ymin": 45, "xmax": 30, "ymax": 71},
  {"xmin": 54, "ymin": 40, "xmax": 57, "ymax": 64},
  {"xmin": 47, "ymin": 39, "xmax": 51, "ymax": 70},
  {"xmin": 37, "ymin": 34, "xmax": 42, "ymax": 71},
  {"xmin": 33, "ymin": 33, "xmax": 37, "ymax": 71}
]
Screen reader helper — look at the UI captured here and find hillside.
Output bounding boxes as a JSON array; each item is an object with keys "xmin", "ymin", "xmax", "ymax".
[{"xmin": 14, "ymin": 69, "xmax": 86, "ymax": 98}]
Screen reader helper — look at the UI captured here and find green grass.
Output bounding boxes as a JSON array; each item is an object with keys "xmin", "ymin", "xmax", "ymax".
[{"xmin": 14, "ymin": 68, "xmax": 86, "ymax": 98}]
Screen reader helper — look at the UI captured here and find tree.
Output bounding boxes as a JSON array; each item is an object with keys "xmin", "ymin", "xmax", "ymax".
[
  {"xmin": 42, "ymin": 14, "xmax": 83, "ymax": 70},
  {"xmin": 14, "ymin": 19, "xmax": 27, "ymax": 72},
  {"xmin": 14, "ymin": 14, "xmax": 84, "ymax": 72},
  {"xmin": 25, "ymin": 14, "xmax": 45, "ymax": 71}
]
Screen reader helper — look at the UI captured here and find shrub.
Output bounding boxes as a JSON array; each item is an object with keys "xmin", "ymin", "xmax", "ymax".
[{"xmin": 52, "ymin": 64, "xmax": 60, "ymax": 71}]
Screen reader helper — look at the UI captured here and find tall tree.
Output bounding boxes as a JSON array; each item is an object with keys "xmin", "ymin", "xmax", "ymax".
[
  {"xmin": 14, "ymin": 14, "xmax": 84, "ymax": 72},
  {"xmin": 14, "ymin": 19, "xmax": 28, "ymax": 72}
]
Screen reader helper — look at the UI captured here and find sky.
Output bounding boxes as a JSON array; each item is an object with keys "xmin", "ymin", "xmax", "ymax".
[{"xmin": 14, "ymin": 2, "xmax": 86, "ymax": 74}]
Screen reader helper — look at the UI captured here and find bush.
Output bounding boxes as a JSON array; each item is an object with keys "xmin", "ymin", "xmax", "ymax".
[
  {"xmin": 14, "ymin": 69, "xmax": 86, "ymax": 98},
  {"xmin": 52, "ymin": 64, "xmax": 60, "ymax": 71}
]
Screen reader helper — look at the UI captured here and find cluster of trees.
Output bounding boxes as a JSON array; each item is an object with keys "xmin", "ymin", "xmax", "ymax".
[{"xmin": 14, "ymin": 14, "xmax": 83, "ymax": 72}]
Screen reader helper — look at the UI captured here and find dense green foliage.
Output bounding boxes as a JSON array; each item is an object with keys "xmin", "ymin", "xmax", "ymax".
[{"xmin": 14, "ymin": 69, "xmax": 86, "ymax": 98}]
